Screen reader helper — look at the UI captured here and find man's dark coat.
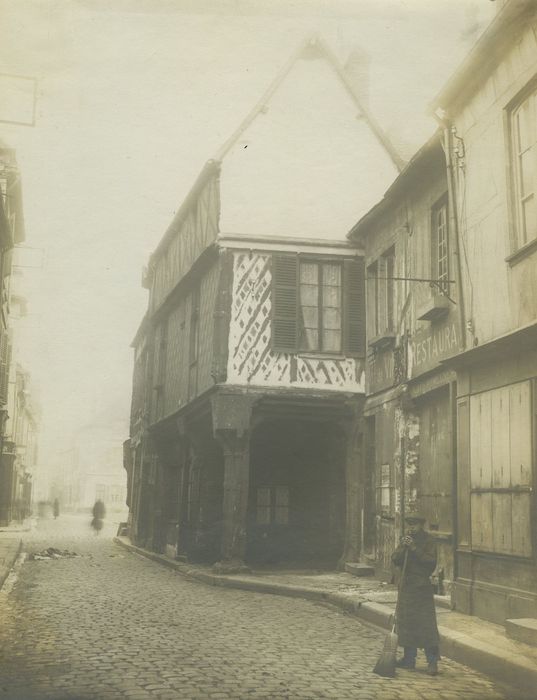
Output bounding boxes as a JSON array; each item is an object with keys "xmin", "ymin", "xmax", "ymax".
[{"xmin": 392, "ymin": 529, "xmax": 440, "ymax": 649}]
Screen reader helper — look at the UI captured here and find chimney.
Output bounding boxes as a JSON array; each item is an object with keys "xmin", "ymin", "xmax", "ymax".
[{"xmin": 344, "ymin": 48, "xmax": 370, "ymax": 108}]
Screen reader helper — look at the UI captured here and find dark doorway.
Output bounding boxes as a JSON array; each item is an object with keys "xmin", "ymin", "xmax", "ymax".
[{"xmin": 246, "ymin": 419, "xmax": 345, "ymax": 567}]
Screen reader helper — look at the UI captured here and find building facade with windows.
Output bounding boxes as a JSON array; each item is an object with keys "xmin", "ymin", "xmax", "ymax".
[
  {"xmin": 0, "ymin": 145, "xmax": 26, "ymax": 526},
  {"xmin": 349, "ymin": 132, "xmax": 460, "ymax": 592},
  {"xmin": 126, "ymin": 36, "xmax": 400, "ymax": 571},
  {"xmin": 431, "ymin": 0, "xmax": 537, "ymax": 624},
  {"xmin": 3, "ymin": 365, "xmax": 40, "ymax": 522},
  {"xmin": 349, "ymin": 0, "xmax": 537, "ymax": 626}
]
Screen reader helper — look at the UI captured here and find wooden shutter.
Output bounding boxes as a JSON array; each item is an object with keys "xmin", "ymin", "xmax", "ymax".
[
  {"xmin": 343, "ymin": 258, "xmax": 365, "ymax": 356},
  {"xmin": 272, "ymin": 254, "xmax": 298, "ymax": 352}
]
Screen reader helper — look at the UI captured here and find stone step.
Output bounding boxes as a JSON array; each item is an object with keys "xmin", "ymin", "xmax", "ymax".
[
  {"xmin": 344, "ymin": 562, "xmax": 375, "ymax": 577},
  {"xmin": 505, "ymin": 618, "xmax": 537, "ymax": 646}
]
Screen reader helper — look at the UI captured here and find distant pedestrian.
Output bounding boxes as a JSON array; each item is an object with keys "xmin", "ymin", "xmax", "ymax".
[
  {"xmin": 392, "ymin": 511, "xmax": 440, "ymax": 676},
  {"xmin": 91, "ymin": 499, "xmax": 106, "ymax": 535},
  {"xmin": 53, "ymin": 498, "xmax": 60, "ymax": 520}
]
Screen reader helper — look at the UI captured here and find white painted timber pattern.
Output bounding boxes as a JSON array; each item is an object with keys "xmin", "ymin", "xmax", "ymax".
[{"xmin": 226, "ymin": 252, "xmax": 365, "ymax": 392}]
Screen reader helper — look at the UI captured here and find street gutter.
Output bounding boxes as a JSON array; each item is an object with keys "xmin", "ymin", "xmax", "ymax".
[{"xmin": 0, "ymin": 538, "xmax": 22, "ymax": 590}]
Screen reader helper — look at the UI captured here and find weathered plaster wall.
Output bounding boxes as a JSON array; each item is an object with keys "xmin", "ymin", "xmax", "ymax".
[
  {"xmin": 452, "ymin": 20, "xmax": 537, "ymax": 344},
  {"xmin": 363, "ymin": 159, "xmax": 456, "ymax": 393}
]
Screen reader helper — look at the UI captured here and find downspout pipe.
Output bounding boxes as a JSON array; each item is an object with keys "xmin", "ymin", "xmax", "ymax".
[
  {"xmin": 433, "ymin": 115, "xmax": 466, "ymax": 601},
  {"xmin": 433, "ymin": 116, "xmax": 467, "ymax": 352}
]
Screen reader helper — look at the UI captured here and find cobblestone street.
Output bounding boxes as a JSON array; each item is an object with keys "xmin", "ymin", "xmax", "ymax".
[{"xmin": 0, "ymin": 516, "xmax": 520, "ymax": 700}]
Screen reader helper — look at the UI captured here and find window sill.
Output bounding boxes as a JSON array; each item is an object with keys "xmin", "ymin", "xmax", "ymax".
[
  {"xmin": 298, "ymin": 351, "xmax": 347, "ymax": 361},
  {"xmin": 416, "ymin": 295, "xmax": 450, "ymax": 323},
  {"xmin": 368, "ymin": 332, "xmax": 396, "ymax": 351},
  {"xmin": 505, "ymin": 236, "xmax": 537, "ymax": 266}
]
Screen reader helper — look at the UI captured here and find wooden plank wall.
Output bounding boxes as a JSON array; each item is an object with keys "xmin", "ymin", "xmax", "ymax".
[
  {"xmin": 469, "ymin": 381, "xmax": 533, "ymax": 557},
  {"xmin": 197, "ymin": 263, "xmax": 220, "ymax": 395},
  {"xmin": 150, "ymin": 175, "xmax": 220, "ymax": 313},
  {"xmin": 153, "ymin": 261, "xmax": 220, "ymax": 420}
]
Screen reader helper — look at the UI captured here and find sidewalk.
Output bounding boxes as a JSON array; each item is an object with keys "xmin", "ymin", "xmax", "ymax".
[
  {"xmin": 0, "ymin": 533, "xmax": 23, "ymax": 590},
  {"xmin": 115, "ymin": 536, "xmax": 537, "ymax": 697}
]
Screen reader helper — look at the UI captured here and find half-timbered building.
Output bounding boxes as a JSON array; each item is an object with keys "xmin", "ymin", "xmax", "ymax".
[{"xmin": 126, "ymin": 36, "xmax": 401, "ymax": 571}]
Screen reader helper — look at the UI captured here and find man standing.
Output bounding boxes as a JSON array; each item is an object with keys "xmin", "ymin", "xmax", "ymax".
[{"xmin": 392, "ymin": 511, "xmax": 440, "ymax": 675}]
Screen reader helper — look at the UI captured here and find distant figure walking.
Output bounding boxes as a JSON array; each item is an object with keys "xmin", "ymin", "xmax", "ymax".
[
  {"xmin": 53, "ymin": 498, "xmax": 60, "ymax": 520},
  {"xmin": 91, "ymin": 499, "xmax": 106, "ymax": 535}
]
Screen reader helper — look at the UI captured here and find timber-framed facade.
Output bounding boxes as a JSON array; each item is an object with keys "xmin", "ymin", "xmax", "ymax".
[{"xmin": 125, "ymin": 36, "xmax": 400, "ymax": 572}]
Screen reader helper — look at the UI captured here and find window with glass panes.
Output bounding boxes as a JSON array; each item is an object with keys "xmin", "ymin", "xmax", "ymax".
[
  {"xmin": 256, "ymin": 486, "xmax": 289, "ymax": 525},
  {"xmin": 298, "ymin": 261, "xmax": 342, "ymax": 352},
  {"xmin": 432, "ymin": 199, "xmax": 449, "ymax": 293},
  {"xmin": 272, "ymin": 255, "xmax": 365, "ymax": 356},
  {"xmin": 376, "ymin": 463, "xmax": 393, "ymax": 516},
  {"xmin": 367, "ymin": 248, "xmax": 395, "ymax": 339},
  {"xmin": 512, "ymin": 91, "xmax": 537, "ymax": 249}
]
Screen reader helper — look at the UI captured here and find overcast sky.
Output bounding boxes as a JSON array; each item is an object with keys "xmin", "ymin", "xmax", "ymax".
[{"xmin": 0, "ymin": 0, "xmax": 496, "ymax": 472}]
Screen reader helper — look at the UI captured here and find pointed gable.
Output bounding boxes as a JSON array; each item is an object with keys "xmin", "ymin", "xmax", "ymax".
[{"xmin": 218, "ymin": 36, "xmax": 402, "ymax": 242}]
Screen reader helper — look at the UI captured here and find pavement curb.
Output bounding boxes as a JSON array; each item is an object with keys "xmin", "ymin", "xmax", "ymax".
[
  {"xmin": 114, "ymin": 536, "xmax": 537, "ymax": 696},
  {"xmin": 0, "ymin": 538, "xmax": 23, "ymax": 591}
]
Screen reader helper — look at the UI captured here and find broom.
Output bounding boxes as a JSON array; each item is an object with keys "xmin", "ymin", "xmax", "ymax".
[{"xmin": 372, "ymin": 548, "xmax": 408, "ymax": 678}]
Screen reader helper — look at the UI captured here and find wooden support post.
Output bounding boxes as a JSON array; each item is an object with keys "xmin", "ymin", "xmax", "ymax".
[
  {"xmin": 211, "ymin": 390, "xmax": 257, "ymax": 574},
  {"xmin": 213, "ymin": 429, "xmax": 251, "ymax": 573},
  {"xmin": 338, "ymin": 419, "xmax": 363, "ymax": 569}
]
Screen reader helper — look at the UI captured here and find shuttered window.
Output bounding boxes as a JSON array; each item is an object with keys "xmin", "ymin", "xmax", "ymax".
[
  {"xmin": 272, "ymin": 255, "xmax": 365, "ymax": 356},
  {"xmin": 272, "ymin": 256, "xmax": 298, "ymax": 352},
  {"xmin": 343, "ymin": 259, "xmax": 366, "ymax": 356}
]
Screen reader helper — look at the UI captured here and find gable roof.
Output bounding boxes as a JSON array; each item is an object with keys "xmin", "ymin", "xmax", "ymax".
[
  {"xmin": 214, "ymin": 34, "xmax": 404, "ymax": 170},
  {"xmin": 149, "ymin": 35, "xmax": 404, "ymax": 268}
]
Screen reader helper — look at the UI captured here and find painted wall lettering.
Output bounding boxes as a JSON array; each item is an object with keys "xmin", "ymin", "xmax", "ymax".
[
  {"xmin": 411, "ymin": 322, "xmax": 458, "ymax": 375},
  {"xmin": 368, "ymin": 350, "xmax": 394, "ymax": 393}
]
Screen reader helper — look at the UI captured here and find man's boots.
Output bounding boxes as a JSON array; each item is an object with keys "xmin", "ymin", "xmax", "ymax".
[{"xmin": 426, "ymin": 660, "xmax": 438, "ymax": 676}]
